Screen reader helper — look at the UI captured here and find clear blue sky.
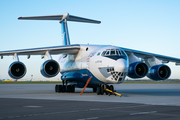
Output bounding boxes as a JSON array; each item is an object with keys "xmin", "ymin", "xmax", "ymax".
[{"xmin": 0, "ymin": 0, "xmax": 180, "ymax": 80}]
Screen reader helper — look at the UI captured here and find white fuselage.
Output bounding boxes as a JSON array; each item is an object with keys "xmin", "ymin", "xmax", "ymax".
[{"xmin": 59, "ymin": 44, "xmax": 129, "ymax": 84}]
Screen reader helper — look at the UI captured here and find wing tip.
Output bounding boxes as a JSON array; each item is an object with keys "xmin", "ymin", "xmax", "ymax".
[{"xmin": 18, "ymin": 17, "xmax": 22, "ymax": 19}]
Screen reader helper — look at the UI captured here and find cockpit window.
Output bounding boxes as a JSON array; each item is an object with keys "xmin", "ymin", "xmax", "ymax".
[
  {"xmin": 106, "ymin": 51, "xmax": 110, "ymax": 55},
  {"xmin": 102, "ymin": 49, "xmax": 123, "ymax": 56},
  {"xmin": 121, "ymin": 50, "xmax": 126, "ymax": 56},
  {"xmin": 101, "ymin": 48, "xmax": 127, "ymax": 60},
  {"xmin": 101, "ymin": 51, "xmax": 106, "ymax": 56},
  {"xmin": 116, "ymin": 50, "xmax": 119, "ymax": 55},
  {"xmin": 111, "ymin": 50, "xmax": 115, "ymax": 55}
]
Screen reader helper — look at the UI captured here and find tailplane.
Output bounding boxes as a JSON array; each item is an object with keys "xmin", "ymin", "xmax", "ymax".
[{"xmin": 18, "ymin": 13, "xmax": 101, "ymax": 45}]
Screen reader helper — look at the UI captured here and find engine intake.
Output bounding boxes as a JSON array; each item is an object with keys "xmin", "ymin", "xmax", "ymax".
[
  {"xmin": 147, "ymin": 64, "xmax": 171, "ymax": 80},
  {"xmin": 8, "ymin": 61, "xmax": 27, "ymax": 79},
  {"xmin": 128, "ymin": 62, "xmax": 148, "ymax": 78},
  {"xmin": 40, "ymin": 60, "xmax": 60, "ymax": 78}
]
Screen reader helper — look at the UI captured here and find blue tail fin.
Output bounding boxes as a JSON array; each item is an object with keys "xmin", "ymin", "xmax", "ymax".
[{"xmin": 61, "ymin": 19, "xmax": 70, "ymax": 45}]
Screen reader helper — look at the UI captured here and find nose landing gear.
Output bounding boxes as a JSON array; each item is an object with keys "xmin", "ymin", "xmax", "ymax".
[{"xmin": 96, "ymin": 85, "xmax": 114, "ymax": 95}]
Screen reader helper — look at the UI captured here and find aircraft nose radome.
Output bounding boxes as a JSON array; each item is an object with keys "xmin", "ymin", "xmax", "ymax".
[{"xmin": 114, "ymin": 59, "xmax": 128, "ymax": 72}]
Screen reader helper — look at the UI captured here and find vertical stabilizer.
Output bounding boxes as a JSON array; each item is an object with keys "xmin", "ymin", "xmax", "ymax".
[
  {"xmin": 60, "ymin": 13, "xmax": 70, "ymax": 45},
  {"xmin": 18, "ymin": 13, "xmax": 101, "ymax": 46},
  {"xmin": 61, "ymin": 20, "xmax": 70, "ymax": 45}
]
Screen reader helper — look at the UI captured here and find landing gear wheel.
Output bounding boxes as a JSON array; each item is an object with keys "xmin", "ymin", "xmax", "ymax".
[
  {"xmin": 106, "ymin": 85, "xmax": 109, "ymax": 95},
  {"xmin": 62, "ymin": 85, "xmax": 66, "ymax": 92},
  {"xmin": 97, "ymin": 87, "xmax": 101, "ymax": 95},
  {"xmin": 110, "ymin": 85, "xmax": 114, "ymax": 91},
  {"xmin": 58, "ymin": 85, "xmax": 62, "ymax": 92},
  {"xmin": 67, "ymin": 85, "xmax": 71, "ymax": 92},
  {"xmin": 109, "ymin": 85, "xmax": 114, "ymax": 95},
  {"xmin": 71, "ymin": 85, "xmax": 75, "ymax": 93},
  {"xmin": 100, "ymin": 85, "xmax": 104, "ymax": 95},
  {"xmin": 93, "ymin": 88, "xmax": 97, "ymax": 93},
  {"xmin": 55, "ymin": 84, "xmax": 58, "ymax": 92}
]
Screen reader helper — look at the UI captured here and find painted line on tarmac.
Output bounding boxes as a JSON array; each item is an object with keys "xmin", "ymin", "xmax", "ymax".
[
  {"xmin": 77, "ymin": 117, "xmax": 99, "ymax": 120},
  {"xmin": 130, "ymin": 111, "xmax": 157, "ymax": 115},
  {"xmin": 23, "ymin": 106, "xmax": 42, "ymax": 108}
]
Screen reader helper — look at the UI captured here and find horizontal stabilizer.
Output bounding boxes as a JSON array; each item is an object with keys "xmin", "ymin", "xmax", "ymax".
[{"xmin": 18, "ymin": 13, "xmax": 101, "ymax": 24}]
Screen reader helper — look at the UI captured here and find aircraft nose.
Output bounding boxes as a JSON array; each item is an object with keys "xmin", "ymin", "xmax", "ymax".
[{"xmin": 114, "ymin": 59, "xmax": 128, "ymax": 72}]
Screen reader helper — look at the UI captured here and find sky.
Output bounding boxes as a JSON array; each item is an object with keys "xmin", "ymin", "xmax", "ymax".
[{"xmin": 0, "ymin": 0, "xmax": 180, "ymax": 80}]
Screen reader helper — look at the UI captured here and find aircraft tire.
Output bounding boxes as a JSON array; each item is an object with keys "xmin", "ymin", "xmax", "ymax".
[
  {"xmin": 67, "ymin": 85, "xmax": 71, "ymax": 92},
  {"xmin": 110, "ymin": 85, "xmax": 114, "ymax": 91},
  {"xmin": 93, "ymin": 88, "xmax": 97, "ymax": 92},
  {"xmin": 55, "ymin": 84, "xmax": 58, "ymax": 92},
  {"xmin": 58, "ymin": 85, "xmax": 62, "ymax": 92},
  {"xmin": 109, "ymin": 85, "xmax": 114, "ymax": 95},
  {"xmin": 71, "ymin": 85, "xmax": 75, "ymax": 93},
  {"xmin": 62, "ymin": 85, "xmax": 66, "ymax": 92},
  {"xmin": 100, "ymin": 85, "xmax": 104, "ymax": 95},
  {"xmin": 97, "ymin": 87, "xmax": 101, "ymax": 95},
  {"xmin": 106, "ymin": 85, "xmax": 109, "ymax": 95}
]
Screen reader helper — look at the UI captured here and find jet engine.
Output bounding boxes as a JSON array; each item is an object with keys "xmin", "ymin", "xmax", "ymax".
[
  {"xmin": 40, "ymin": 60, "xmax": 60, "ymax": 78},
  {"xmin": 128, "ymin": 62, "xmax": 148, "ymax": 78},
  {"xmin": 147, "ymin": 64, "xmax": 171, "ymax": 80},
  {"xmin": 8, "ymin": 61, "xmax": 27, "ymax": 79}
]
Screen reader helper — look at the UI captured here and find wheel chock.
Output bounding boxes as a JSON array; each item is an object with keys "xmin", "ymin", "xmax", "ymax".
[{"xmin": 105, "ymin": 89, "xmax": 122, "ymax": 97}]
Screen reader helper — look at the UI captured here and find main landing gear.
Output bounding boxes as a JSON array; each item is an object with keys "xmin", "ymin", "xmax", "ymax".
[
  {"xmin": 55, "ymin": 80, "xmax": 75, "ymax": 93},
  {"xmin": 96, "ymin": 85, "xmax": 114, "ymax": 95}
]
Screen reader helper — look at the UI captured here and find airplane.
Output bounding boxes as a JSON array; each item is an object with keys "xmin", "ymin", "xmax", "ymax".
[{"xmin": 0, "ymin": 13, "xmax": 180, "ymax": 95}]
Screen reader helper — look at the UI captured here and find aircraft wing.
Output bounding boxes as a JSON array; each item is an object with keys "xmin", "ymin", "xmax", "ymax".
[
  {"xmin": 0, "ymin": 44, "xmax": 80, "ymax": 56},
  {"xmin": 121, "ymin": 47, "xmax": 180, "ymax": 65}
]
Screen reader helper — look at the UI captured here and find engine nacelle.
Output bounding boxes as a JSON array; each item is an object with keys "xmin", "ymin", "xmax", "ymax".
[
  {"xmin": 8, "ymin": 61, "xmax": 27, "ymax": 79},
  {"xmin": 128, "ymin": 62, "xmax": 148, "ymax": 78},
  {"xmin": 147, "ymin": 64, "xmax": 171, "ymax": 80},
  {"xmin": 40, "ymin": 60, "xmax": 60, "ymax": 78}
]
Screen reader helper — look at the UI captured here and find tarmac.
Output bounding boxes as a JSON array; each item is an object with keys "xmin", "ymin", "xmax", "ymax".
[{"xmin": 0, "ymin": 83, "xmax": 180, "ymax": 120}]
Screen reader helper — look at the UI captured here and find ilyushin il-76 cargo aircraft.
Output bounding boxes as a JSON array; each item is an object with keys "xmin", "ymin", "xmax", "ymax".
[{"xmin": 1, "ymin": 13, "xmax": 180, "ymax": 95}]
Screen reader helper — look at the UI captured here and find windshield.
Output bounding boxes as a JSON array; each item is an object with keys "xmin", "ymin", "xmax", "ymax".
[
  {"xmin": 101, "ymin": 49, "xmax": 127, "ymax": 60},
  {"xmin": 102, "ymin": 49, "xmax": 122, "ymax": 56}
]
